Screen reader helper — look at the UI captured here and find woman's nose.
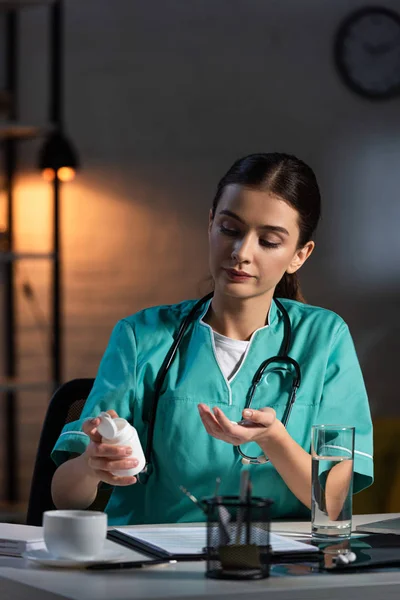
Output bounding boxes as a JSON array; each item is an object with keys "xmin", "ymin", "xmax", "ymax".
[{"xmin": 231, "ymin": 236, "xmax": 253, "ymax": 263}]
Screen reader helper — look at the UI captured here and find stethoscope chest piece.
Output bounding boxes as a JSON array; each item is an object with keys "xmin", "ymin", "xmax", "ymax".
[{"xmin": 240, "ymin": 453, "xmax": 269, "ymax": 465}]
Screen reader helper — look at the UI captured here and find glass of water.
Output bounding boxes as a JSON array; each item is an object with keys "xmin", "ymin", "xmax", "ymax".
[{"xmin": 311, "ymin": 425, "xmax": 355, "ymax": 540}]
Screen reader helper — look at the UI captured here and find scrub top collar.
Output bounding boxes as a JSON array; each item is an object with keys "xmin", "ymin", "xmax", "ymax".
[{"xmin": 198, "ymin": 295, "xmax": 279, "ymax": 331}]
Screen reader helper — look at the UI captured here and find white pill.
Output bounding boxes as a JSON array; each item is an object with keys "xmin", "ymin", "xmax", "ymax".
[
  {"xmin": 347, "ymin": 552, "xmax": 357, "ymax": 563},
  {"xmin": 335, "ymin": 554, "xmax": 349, "ymax": 564}
]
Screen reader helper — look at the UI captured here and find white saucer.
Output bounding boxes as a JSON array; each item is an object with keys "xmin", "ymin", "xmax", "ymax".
[{"xmin": 23, "ymin": 546, "xmax": 126, "ymax": 568}]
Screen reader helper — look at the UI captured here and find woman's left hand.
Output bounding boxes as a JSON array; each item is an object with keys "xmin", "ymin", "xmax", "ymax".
[{"xmin": 197, "ymin": 403, "xmax": 279, "ymax": 446}]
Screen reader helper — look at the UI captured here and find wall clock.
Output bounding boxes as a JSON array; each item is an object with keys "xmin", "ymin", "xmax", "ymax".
[{"xmin": 334, "ymin": 7, "xmax": 400, "ymax": 100}]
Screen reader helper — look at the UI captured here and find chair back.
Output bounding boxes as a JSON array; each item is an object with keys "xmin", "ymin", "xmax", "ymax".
[{"xmin": 26, "ymin": 378, "xmax": 94, "ymax": 525}]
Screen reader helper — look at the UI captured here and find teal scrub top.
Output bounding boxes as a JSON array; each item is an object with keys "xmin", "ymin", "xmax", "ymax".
[{"xmin": 52, "ymin": 298, "xmax": 373, "ymax": 525}]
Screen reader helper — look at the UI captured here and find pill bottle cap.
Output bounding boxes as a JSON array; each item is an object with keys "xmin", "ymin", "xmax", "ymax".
[{"xmin": 97, "ymin": 412, "xmax": 118, "ymax": 439}]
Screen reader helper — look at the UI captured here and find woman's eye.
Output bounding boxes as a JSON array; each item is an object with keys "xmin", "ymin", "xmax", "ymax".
[
  {"xmin": 219, "ymin": 224, "xmax": 238, "ymax": 236},
  {"xmin": 260, "ymin": 239, "xmax": 280, "ymax": 249}
]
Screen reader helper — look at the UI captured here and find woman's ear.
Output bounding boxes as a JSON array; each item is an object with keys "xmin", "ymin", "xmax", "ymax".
[{"xmin": 286, "ymin": 241, "xmax": 315, "ymax": 274}]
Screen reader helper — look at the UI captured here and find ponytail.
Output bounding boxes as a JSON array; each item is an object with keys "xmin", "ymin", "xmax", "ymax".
[{"xmin": 274, "ymin": 272, "xmax": 305, "ymax": 303}]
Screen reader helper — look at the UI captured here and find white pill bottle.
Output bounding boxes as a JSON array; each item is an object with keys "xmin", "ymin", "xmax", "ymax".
[{"xmin": 96, "ymin": 412, "xmax": 146, "ymax": 477}]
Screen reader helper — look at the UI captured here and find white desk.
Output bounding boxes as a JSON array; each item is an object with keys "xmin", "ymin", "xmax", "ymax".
[{"xmin": 1, "ymin": 514, "xmax": 399, "ymax": 600}]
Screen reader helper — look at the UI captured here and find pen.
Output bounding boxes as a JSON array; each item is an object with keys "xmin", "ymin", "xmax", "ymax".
[
  {"xmin": 214, "ymin": 477, "xmax": 231, "ymax": 545},
  {"xmin": 236, "ymin": 469, "xmax": 250, "ymax": 544},
  {"xmin": 107, "ymin": 530, "xmax": 171, "ymax": 559},
  {"xmin": 87, "ymin": 558, "xmax": 177, "ymax": 571},
  {"xmin": 179, "ymin": 485, "xmax": 207, "ymax": 513}
]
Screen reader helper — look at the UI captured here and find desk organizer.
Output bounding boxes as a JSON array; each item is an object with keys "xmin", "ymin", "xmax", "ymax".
[{"xmin": 202, "ymin": 496, "xmax": 272, "ymax": 580}]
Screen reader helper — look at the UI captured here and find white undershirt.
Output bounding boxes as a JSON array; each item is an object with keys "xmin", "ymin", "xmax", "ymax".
[
  {"xmin": 202, "ymin": 304, "xmax": 270, "ymax": 381},
  {"xmin": 212, "ymin": 331, "xmax": 250, "ymax": 380}
]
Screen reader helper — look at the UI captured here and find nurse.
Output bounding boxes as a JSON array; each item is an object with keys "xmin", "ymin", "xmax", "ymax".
[{"xmin": 51, "ymin": 152, "xmax": 373, "ymax": 525}]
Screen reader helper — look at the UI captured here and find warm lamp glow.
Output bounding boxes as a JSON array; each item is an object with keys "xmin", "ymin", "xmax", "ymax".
[
  {"xmin": 58, "ymin": 167, "xmax": 76, "ymax": 182},
  {"xmin": 41, "ymin": 167, "xmax": 76, "ymax": 183},
  {"xmin": 13, "ymin": 175, "xmax": 53, "ymax": 253},
  {"xmin": 42, "ymin": 168, "xmax": 56, "ymax": 182},
  {"xmin": 0, "ymin": 189, "xmax": 6, "ymax": 232}
]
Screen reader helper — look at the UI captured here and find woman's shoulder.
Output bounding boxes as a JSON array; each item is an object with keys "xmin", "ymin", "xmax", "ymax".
[
  {"xmin": 276, "ymin": 298, "xmax": 348, "ymax": 332},
  {"xmin": 119, "ymin": 298, "xmax": 199, "ymax": 334}
]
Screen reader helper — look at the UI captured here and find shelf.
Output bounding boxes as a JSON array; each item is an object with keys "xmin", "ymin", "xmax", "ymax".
[
  {"xmin": 0, "ymin": 0, "xmax": 58, "ymax": 508},
  {"xmin": 0, "ymin": 251, "xmax": 55, "ymax": 262},
  {"xmin": 0, "ymin": 91, "xmax": 11, "ymax": 114},
  {"xmin": 0, "ymin": 1, "xmax": 54, "ymax": 8},
  {"xmin": 0, "ymin": 122, "xmax": 49, "ymax": 140},
  {"xmin": 0, "ymin": 377, "xmax": 54, "ymax": 392},
  {"xmin": 0, "ymin": 501, "xmax": 26, "ymax": 524}
]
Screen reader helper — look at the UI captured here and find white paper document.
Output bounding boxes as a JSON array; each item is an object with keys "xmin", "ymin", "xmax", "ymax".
[
  {"xmin": 0, "ymin": 524, "xmax": 45, "ymax": 557},
  {"xmin": 114, "ymin": 526, "xmax": 318, "ymax": 555}
]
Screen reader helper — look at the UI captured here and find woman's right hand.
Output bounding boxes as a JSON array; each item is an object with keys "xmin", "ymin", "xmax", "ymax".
[{"xmin": 82, "ymin": 410, "xmax": 138, "ymax": 486}]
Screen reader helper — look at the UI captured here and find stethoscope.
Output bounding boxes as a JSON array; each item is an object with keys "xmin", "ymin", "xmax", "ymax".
[{"xmin": 138, "ymin": 292, "xmax": 301, "ymax": 484}]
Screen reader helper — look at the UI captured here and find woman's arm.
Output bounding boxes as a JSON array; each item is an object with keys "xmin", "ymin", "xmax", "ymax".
[
  {"xmin": 51, "ymin": 321, "xmax": 138, "ymax": 509},
  {"xmin": 51, "ymin": 453, "xmax": 101, "ymax": 510},
  {"xmin": 258, "ymin": 419, "xmax": 312, "ymax": 509},
  {"xmin": 51, "ymin": 413, "xmax": 138, "ymax": 509},
  {"xmin": 198, "ymin": 404, "xmax": 352, "ymax": 514},
  {"xmin": 259, "ymin": 419, "xmax": 352, "ymax": 516},
  {"xmin": 198, "ymin": 404, "xmax": 314, "ymax": 505}
]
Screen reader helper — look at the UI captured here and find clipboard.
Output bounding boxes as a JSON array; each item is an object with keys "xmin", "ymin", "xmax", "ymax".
[
  {"xmin": 107, "ymin": 529, "xmax": 206, "ymax": 562},
  {"xmin": 107, "ymin": 528, "xmax": 323, "ymax": 564}
]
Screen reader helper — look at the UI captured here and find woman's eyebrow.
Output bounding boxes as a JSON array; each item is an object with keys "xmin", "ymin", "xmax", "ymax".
[{"xmin": 219, "ymin": 209, "xmax": 289, "ymax": 236}]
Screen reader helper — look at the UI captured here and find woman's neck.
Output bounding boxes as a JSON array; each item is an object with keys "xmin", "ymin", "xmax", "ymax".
[{"xmin": 204, "ymin": 292, "xmax": 273, "ymax": 341}]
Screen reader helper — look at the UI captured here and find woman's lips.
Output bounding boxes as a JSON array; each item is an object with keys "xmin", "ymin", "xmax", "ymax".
[{"xmin": 224, "ymin": 268, "xmax": 254, "ymax": 281}]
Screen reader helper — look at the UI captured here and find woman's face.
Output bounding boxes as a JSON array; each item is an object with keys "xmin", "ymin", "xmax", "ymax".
[{"xmin": 208, "ymin": 184, "xmax": 314, "ymax": 301}]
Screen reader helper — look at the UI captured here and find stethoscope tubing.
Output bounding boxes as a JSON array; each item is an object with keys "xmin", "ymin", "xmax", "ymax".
[{"xmin": 139, "ymin": 293, "xmax": 301, "ymax": 479}]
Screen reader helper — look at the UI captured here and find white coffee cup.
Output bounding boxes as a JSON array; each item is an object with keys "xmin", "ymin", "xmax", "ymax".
[{"xmin": 43, "ymin": 510, "xmax": 107, "ymax": 560}]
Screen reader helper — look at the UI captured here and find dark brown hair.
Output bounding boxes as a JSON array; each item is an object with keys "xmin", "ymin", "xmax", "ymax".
[{"xmin": 211, "ymin": 153, "xmax": 321, "ymax": 302}]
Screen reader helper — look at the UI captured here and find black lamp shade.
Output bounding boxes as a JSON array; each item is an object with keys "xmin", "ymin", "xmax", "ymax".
[{"xmin": 38, "ymin": 131, "xmax": 79, "ymax": 171}]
